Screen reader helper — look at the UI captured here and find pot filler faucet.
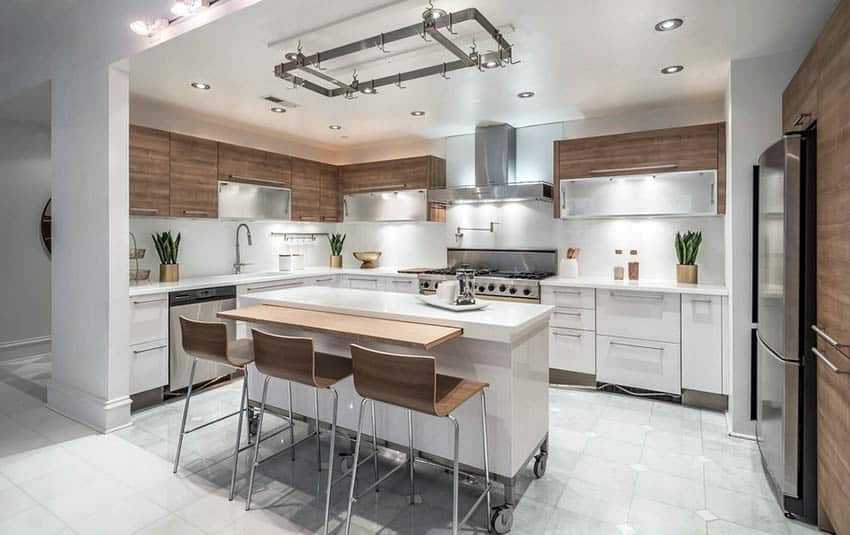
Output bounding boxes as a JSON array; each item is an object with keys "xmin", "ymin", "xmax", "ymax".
[{"xmin": 234, "ymin": 223, "xmax": 253, "ymax": 274}]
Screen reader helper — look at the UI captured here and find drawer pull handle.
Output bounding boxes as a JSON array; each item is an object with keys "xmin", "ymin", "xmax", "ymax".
[
  {"xmin": 554, "ymin": 311, "xmax": 581, "ymax": 317},
  {"xmin": 812, "ymin": 347, "xmax": 850, "ymax": 374},
  {"xmin": 349, "ymin": 278, "xmax": 378, "ymax": 282},
  {"xmin": 392, "ymin": 280, "xmax": 413, "ymax": 284},
  {"xmin": 184, "ymin": 210, "xmax": 209, "ymax": 216},
  {"xmin": 246, "ymin": 282, "xmax": 303, "ymax": 292},
  {"xmin": 314, "ymin": 278, "xmax": 334, "ymax": 282},
  {"xmin": 553, "ymin": 332, "xmax": 582, "ymax": 340},
  {"xmin": 609, "ymin": 291, "xmax": 665, "ymax": 301},
  {"xmin": 610, "ymin": 340, "xmax": 663, "ymax": 352},
  {"xmin": 811, "ymin": 325, "xmax": 850, "ymax": 350},
  {"xmin": 130, "ymin": 207, "xmax": 159, "ymax": 214},
  {"xmin": 689, "ymin": 298, "xmax": 714, "ymax": 304},
  {"xmin": 554, "ymin": 290, "xmax": 581, "ymax": 296},
  {"xmin": 132, "ymin": 298, "xmax": 167, "ymax": 305},
  {"xmin": 133, "ymin": 344, "xmax": 167, "ymax": 354},
  {"xmin": 227, "ymin": 175, "xmax": 282, "ymax": 185}
]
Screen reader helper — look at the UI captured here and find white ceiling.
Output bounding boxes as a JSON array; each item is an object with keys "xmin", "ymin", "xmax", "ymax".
[{"xmin": 127, "ymin": 0, "xmax": 835, "ymax": 149}]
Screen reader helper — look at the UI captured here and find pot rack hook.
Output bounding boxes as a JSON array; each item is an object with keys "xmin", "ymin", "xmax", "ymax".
[
  {"xmin": 441, "ymin": 62, "xmax": 451, "ymax": 80},
  {"xmin": 447, "ymin": 11, "xmax": 458, "ymax": 35},
  {"xmin": 419, "ymin": 21, "xmax": 432, "ymax": 42},
  {"xmin": 395, "ymin": 72, "xmax": 407, "ymax": 89},
  {"xmin": 378, "ymin": 33, "xmax": 391, "ymax": 54}
]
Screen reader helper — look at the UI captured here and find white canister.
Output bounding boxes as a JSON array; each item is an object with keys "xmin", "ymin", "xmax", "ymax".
[
  {"xmin": 278, "ymin": 254, "xmax": 293, "ymax": 272},
  {"xmin": 560, "ymin": 258, "xmax": 579, "ymax": 279},
  {"xmin": 436, "ymin": 280, "xmax": 460, "ymax": 304}
]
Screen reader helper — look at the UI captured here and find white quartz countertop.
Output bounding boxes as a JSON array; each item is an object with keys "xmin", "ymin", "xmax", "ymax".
[
  {"xmin": 239, "ymin": 287, "xmax": 553, "ymax": 343},
  {"xmin": 541, "ymin": 277, "xmax": 728, "ymax": 296},
  {"xmin": 128, "ymin": 267, "xmax": 418, "ymax": 297}
]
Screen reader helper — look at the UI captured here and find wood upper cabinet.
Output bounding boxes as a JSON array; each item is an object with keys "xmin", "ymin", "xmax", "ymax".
[
  {"xmin": 811, "ymin": 1, "xmax": 850, "ymax": 531},
  {"xmin": 129, "ymin": 126, "xmax": 171, "ymax": 217},
  {"xmin": 319, "ymin": 164, "xmax": 341, "ymax": 222},
  {"xmin": 290, "ymin": 157, "xmax": 322, "ymax": 221},
  {"xmin": 553, "ymin": 123, "xmax": 725, "ymax": 217},
  {"xmin": 783, "ymin": 44, "xmax": 820, "ymax": 133},
  {"xmin": 169, "ymin": 133, "xmax": 219, "ymax": 219},
  {"xmin": 340, "ymin": 155, "xmax": 446, "ymax": 193},
  {"xmin": 218, "ymin": 143, "xmax": 291, "ymax": 187}
]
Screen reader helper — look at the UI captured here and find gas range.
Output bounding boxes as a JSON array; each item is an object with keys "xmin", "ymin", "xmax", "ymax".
[{"xmin": 417, "ymin": 248, "xmax": 558, "ymax": 302}]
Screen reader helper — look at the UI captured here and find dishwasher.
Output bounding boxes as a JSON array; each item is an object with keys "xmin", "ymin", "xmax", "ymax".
[{"xmin": 168, "ymin": 285, "xmax": 237, "ymax": 392}]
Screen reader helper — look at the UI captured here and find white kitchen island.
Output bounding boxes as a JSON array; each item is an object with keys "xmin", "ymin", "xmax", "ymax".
[{"xmin": 221, "ymin": 286, "xmax": 553, "ymax": 511}]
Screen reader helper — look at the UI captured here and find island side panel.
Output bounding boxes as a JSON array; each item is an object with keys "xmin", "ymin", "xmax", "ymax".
[
  {"xmin": 242, "ymin": 323, "xmax": 521, "ymax": 479},
  {"xmin": 509, "ymin": 325, "xmax": 550, "ymax": 476}
]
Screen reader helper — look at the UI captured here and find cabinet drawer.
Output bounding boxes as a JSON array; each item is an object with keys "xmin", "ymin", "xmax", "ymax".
[
  {"xmin": 541, "ymin": 286, "xmax": 595, "ymax": 309},
  {"xmin": 129, "ymin": 340, "xmax": 168, "ymax": 395},
  {"xmin": 550, "ymin": 328, "xmax": 595, "ymax": 374},
  {"xmin": 597, "ymin": 335, "xmax": 681, "ymax": 394},
  {"xmin": 597, "ymin": 290, "xmax": 680, "ymax": 343},
  {"xmin": 310, "ymin": 275, "xmax": 338, "ymax": 287},
  {"xmin": 346, "ymin": 276, "xmax": 383, "ymax": 290},
  {"xmin": 129, "ymin": 294, "xmax": 168, "ymax": 346},
  {"xmin": 386, "ymin": 278, "xmax": 417, "ymax": 293},
  {"xmin": 549, "ymin": 306, "xmax": 595, "ymax": 331},
  {"xmin": 239, "ymin": 279, "xmax": 307, "ymax": 295},
  {"xmin": 681, "ymin": 295, "xmax": 723, "ymax": 393}
]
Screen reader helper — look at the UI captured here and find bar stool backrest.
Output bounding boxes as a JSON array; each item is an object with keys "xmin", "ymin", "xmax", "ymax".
[
  {"xmin": 350, "ymin": 344, "xmax": 437, "ymax": 416},
  {"xmin": 180, "ymin": 316, "xmax": 231, "ymax": 366},
  {"xmin": 251, "ymin": 329, "xmax": 316, "ymax": 386}
]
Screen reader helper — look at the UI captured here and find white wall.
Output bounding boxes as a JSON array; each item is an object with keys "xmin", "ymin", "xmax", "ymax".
[
  {"xmin": 0, "ymin": 119, "xmax": 52, "ymax": 357},
  {"xmin": 725, "ymin": 48, "xmax": 807, "ymax": 437}
]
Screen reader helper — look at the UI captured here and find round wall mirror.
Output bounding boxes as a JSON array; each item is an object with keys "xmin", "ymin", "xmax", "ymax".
[{"xmin": 41, "ymin": 199, "xmax": 51, "ymax": 257}]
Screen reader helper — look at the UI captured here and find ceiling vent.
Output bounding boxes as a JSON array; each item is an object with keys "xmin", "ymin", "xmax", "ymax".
[{"xmin": 262, "ymin": 96, "xmax": 299, "ymax": 108}]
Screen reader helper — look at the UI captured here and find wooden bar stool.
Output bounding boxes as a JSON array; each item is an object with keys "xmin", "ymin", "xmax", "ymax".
[
  {"xmin": 246, "ymin": 329, "xmax": 379, "ymax": 535},
  {"xmin": 344, "ymin": 344, "xmax": 492, "ymax": 535},
  {"xmin": 173, "ymin": 317, "xmax": 256, "ymax": 501}
]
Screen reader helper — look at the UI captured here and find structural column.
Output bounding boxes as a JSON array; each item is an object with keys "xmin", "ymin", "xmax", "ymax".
[{"xmin": 48, "ymin": 62, "xmax": 131, "ymax": 432}]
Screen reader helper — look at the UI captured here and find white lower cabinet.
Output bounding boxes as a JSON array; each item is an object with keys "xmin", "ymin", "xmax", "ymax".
[
  {"xmin": 681, "ymin": 294, "xmax": 723, "ymax": 394},
  {"xmin": 129, "ymin": 339, "xmax": 168, "ymax": 395},
  {"xmin": 385, "ymin": 277, "xmax": 418, "ymax": 294},
  {"xmin": 310, "ymin": 275, "xmax": 338, "ymax": 287},
  {"xmin": 343, "ymin": 275, "xmax": 385, "ymax": 290},
  {"xmin": 597, "ymin": 335, "xmax": 682, "ymax": 395},
  {"xmin": 239, "ymin": 278, "xmax": 309, "ymax": 295},
  {"xmin": 549, "ymin": 306, "xmax": 595, "ymax": 331},
  {"xmin": 550, "ymin": 328, "xmax": 596, "ymax": 374},
  {"xmin": 597, "ymin": 289, "xmax": 681, "ymax": 343}
]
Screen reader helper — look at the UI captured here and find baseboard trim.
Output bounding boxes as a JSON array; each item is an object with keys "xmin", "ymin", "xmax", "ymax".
[
  {"xmin": 0, "ymin": 336, "xmax": 51, "ymax": 362},
  {"xmin": 47, "ymin": 380, "xmax": 131, "ymax": 433}
]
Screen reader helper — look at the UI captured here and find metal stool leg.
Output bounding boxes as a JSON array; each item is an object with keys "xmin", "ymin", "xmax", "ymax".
[
  {"xmin": 322, "ymin": 388, "xmax": 339, "ymax": 535},
  {"xmin": 408, "ymin": 409, "xmax": 416, "ymax": 504},
  {"xmin": 229, "ymin": 371, "xmax": 249, "ymax": 501},
  {"xmin": 245, "ymin": 376, "xmax": 270, "ymax": 511},
  {"xmin": 481, "ymin": 390, "xmax": 492, "ymax": 524},
  {"xmin": 344, "ymin": 398, "xmax": 369, "ymax": 535},
  {"xmin": 315, "ymin": 388, "xmax": 322, "ymax": 472},
  {"xmin": 288, "ymin": 380, "xmax": 295, "ymax": 461},
  {"xmin": 173, "ymin": 358, "xmax": 197, "ymax": 474},
  {"xmin": 448, "ymin": 415, "xmax": 460, "ymax": 535},
  {"xmin": 371, "ymin": 400, "xmax": 379, "ymax": 489}
]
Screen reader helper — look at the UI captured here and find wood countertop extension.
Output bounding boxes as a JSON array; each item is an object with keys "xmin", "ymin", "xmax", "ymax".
[{"xmin": 218, "ymin": 304, "xmax": 463, "ymax": 350}]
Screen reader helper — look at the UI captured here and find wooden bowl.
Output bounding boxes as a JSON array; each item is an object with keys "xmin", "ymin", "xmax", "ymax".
[{"xmin": 353, "ymin": 251, "xmax": 381, "ymax": 269}]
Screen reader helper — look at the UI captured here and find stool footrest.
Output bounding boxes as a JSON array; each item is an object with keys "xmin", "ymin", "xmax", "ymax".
[
  {"xmin": 237, "ymin": 422, "xmax": 293, "ymax": 454},
  {"xmin": 183, "ymin": 408, "xmax": 245, "ymax": 435},
  {"xmin": 460, "ymin": 482, "xmax": 492, "ymax": 527},
  {"xmin": 254, "ymin": 430, "xmax": 317, "ymax": 466},
  {"xmin": 353, "ymin": 456, "xmax": 411, "ymax": 502},
  {"xmin": 332, "ymin": 450, "xmax": 379, "ymax": 487}
]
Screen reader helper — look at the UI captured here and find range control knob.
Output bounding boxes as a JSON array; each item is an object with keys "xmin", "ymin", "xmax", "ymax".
[
  {"xmin": 488, "ymin": 284, "xmax": 495, "ymax": 291},
  {"xmin": 478, "ymin": 285, "xmax": 486, "ymax": 292},
  {"xmin": 499, "ymin": 284, "xmax": 507, "ymax": 292},
  {"xmin": 509, "ymin": 287, "xmax": 517, "ymax": 295},
  {"xmin": 523, "ymin": 288, "xmax": 531, "ymax": 296},
  {"xmin": 423, "ymin": 281, "xmax": 430, "ymax": 289}
]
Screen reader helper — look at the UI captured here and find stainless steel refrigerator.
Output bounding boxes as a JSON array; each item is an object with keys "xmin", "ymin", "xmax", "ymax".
[{"xmin": 755, "ymin": 132, "xmax": 817, "ymax": 522}]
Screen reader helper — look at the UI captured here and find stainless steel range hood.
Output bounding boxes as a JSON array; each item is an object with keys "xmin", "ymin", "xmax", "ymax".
[{"xmin": 428, "ymin": 123, "xmax": 553, "ymax": 204}]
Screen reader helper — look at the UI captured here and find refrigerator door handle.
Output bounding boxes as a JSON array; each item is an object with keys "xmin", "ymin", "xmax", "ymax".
[
  {"xmin": 811, "ymin": 324, "xmax": 850, "ymax": 350},
  {"xmin": 812, "ymin": 347, "xmax": 850, "ymax": 374}
]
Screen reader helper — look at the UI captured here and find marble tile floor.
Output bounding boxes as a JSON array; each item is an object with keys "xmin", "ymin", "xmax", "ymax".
[{"xmin": 0, "ymin": 354, "xmax": 822, "ymax": 535}]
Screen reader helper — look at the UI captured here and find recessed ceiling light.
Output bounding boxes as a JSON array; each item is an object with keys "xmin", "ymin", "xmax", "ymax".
[
  {"xmin": 190, "ymin": 81, "xmax": 211, "ymax": 90},
  {"xmin": 410, "ymin": 110, "xmax": 426, "ymax": 117},
  {"xmin": 171, "ymin": 0, "xmax": 206, "ymax": 17},
  {"xmin": 517, "ymin": 91, "xmax": 535, "ymax": 99},
  {"xmin": 329, "ymin": 125, "xmax": 342, "ymax": 130},
  {"xmin": 655, "ymin": 18, "xmax": 684, "ymax": 32},
  {"xmin": 660, "ymin": 65, "xmax": 684, "ymax": 74},
  {"xmin": 129, "ymin": 18, "xmax": 168, "ymax": 36},
  {"xmin": 270, "ymin": 107, "xmax": 286, "ymax": 113}
]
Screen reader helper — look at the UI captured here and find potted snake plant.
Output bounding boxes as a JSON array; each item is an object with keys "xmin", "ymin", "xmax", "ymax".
[
  {"xmin": 152, "ymin": 231, "xmax": 181, "ymax": 282},
  {"xmin": 675, "ymin": 231, "xmax": 702, "ymax": 284},
  {"xmin": 328, "ymin": 233, "xmax": 345, "ymax": 268}
]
